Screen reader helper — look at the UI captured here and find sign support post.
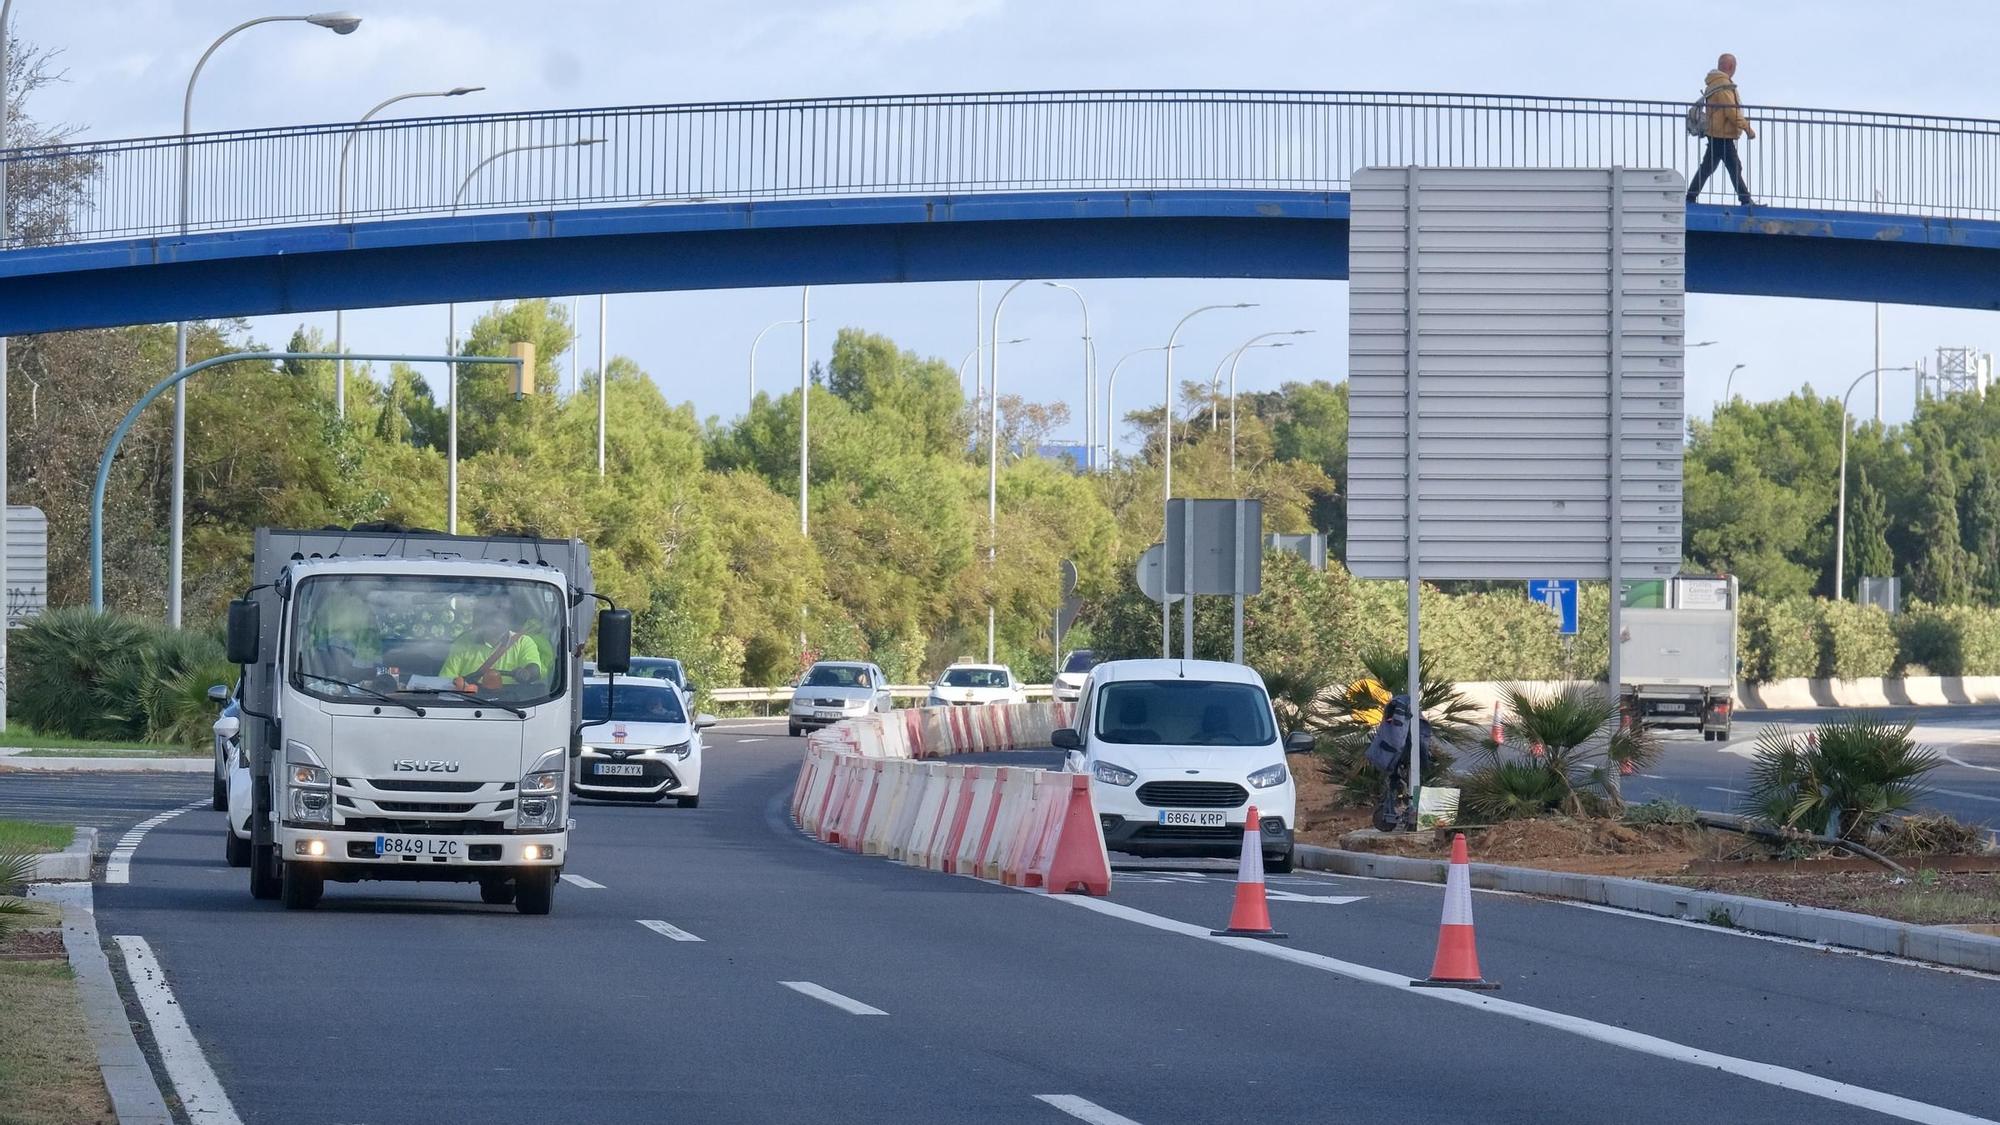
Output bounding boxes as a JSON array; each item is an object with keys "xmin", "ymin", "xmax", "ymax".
[{"xmin": 1402, "ymin": 167, "xmax": 1425, "ymax": 817}]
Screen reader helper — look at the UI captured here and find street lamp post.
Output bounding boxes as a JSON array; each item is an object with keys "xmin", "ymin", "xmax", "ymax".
[
  {"xmin": 749, "ymin": 317, "xmax": 802, "ymax": 411},
  {"xmin": 986, "ymin": 280, "xmax": 1032, "ymax": 662},
  {"xmin": 1218, "ymin": 329, "xmax": 1314, "ymax": 474},
  {"xmin": 170, "ymin": 10, "xmax": 362, "ymax": 628},
  {"xmin": 93, "ymin": 351, "xmax": 521, "ymax": 611},
  {"xmin": 959, "ymin": 338, "xmax": 1027, "ymax": 398},
  {"xmin": 1835, "ymin": 366, "xmax": 1914, "ymax": 600},
  {"xmin": 1043, "ymin": 283, "xmax": 1094, "ymax": 470},
  {"xmin": 1724, "ymin": 363, "xmax": 1747, "ymax": 402},
  {"xmin": 1163, "ymin": 303, "xmax": 1254, "ymax": 658},
  {"xmin": 333, "ymin": 84, "xmax": 482, "ymax": 419},
  {"xmin": 1101, "ymin": 345, "xmax": 1180, "ymax": 467},
  {"xmin": 1, "ymin": 0, "xmax": 15, "ymax": 731},
  {"xmin": 445, "ymin": 138, "xmax": 602, "ymax": 532}
]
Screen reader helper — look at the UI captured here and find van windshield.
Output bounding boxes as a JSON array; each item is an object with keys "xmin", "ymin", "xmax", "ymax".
[
  {"xmin": 292, "ymin": 574, "xmax": 564, "ymax": 707},
  {"xmin": 1092, "ymin": 680, "xmax": 1276, "ymax": 747}
]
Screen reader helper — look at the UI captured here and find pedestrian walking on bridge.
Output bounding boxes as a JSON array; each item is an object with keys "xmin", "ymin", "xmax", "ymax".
[{"xmin": 1687, "ymin": 52, "xmax": 1756, "ymax": 207}]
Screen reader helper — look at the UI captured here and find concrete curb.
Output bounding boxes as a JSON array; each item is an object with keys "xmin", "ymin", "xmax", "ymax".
[
  {"xmin": 1296, "ymin": 843, "xmax": 2000, "ymax": 974},
  {"xmin": 26, "ymin": 882, "xmax": 174, "ymax": 1125},
  {"xmin": 26, "ymin": 826, "xmax": 98, "ymax": 881},
  {"xmin": 0, "ymin": 754, "xmax": 208, "ymax": 773}
]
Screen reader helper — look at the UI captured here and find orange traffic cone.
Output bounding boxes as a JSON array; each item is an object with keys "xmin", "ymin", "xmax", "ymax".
[
  {"xmin": 1412, "ymin": 832, "xmax": 1498, "ymax": 989},
  {"xmin": 1489, "ymin": 702, "xmax": 1504, "ymax": 747},
  {"xmin": 1211, "ymin": 805, "xmax": 1286, "ymax": 939}
]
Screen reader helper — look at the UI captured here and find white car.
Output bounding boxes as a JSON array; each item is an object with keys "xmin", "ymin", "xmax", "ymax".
[
  {"xmin": 573, "ymin": 677, "xmax": 715, "ymax": 807},
  {"xmin": 1055, "ymin": 658, "xmax": 1313, "ymax": 872},
  {"xmin": 926, "ymin": 663, "xmax": 1025, "ymax": 707},
  {"xmin": 787, "ymin": 661, "xmax": 892, "ymax": 737},
  {"xmin": 217, "ymin": 699, "xmax": 254, "ymax": 868},
  {"xmin": 1052, "ymin": 649, "xmax": 1097, "ymax": 703},
  {"xmin": 207, "ymin": 682, "xmax": 238, "ymax": 809}
]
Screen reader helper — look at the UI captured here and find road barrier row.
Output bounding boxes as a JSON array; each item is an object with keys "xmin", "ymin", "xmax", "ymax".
[
  {"xmin": 790, "ymin": 703, "xmax": 1112, "ymax": 895},
  {"xmin": 1457, "ymin": 676, "xmax": 2000, "ymax": 713}
]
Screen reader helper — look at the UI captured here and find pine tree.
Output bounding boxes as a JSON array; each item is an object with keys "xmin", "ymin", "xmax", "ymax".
[
  {"xmin": 1959, "ymin": 459, "xmax": 2000, "ymax": 601},
  {"xmin": 1844, "ymin": 467, "xmax": 1894, "ymax": 598},
  {"xmin": 1910, "ymin": 456, "xmax": 1974, "ymax": 605}
]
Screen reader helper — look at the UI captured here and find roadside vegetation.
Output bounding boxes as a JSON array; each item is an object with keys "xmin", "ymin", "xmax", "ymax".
[
  {"xmin": 0, "ymin": 848, "xmax": 114, "ymax": 1125},
  {"xmin": 0, "ymin": 821, "xmax": 73, "ymax": 855}
]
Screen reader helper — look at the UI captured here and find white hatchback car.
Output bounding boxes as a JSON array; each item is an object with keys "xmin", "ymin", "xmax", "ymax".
[
  {"xmin": 1052, "ymin": 649, "xmax": 1096, "ymax": 703},
  {"xmin": 1054, "ymin": 658, "xmax": 1313, "ymax": 872},
  {"xmin": 926, "ymin": 663, "xmax": 1025, "ymax": 707},
  {"xmin": 573, "ymin": 677, "xmax": 716, "ymax": 807},
  {"xmin": 787, "ymin": 661, "xmax": 892, "ymax": 737}
]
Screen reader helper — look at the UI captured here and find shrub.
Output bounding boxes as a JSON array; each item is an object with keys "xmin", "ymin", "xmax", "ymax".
[
  {"xmin": 1307, "ymin": 647, "xmax": 1478, "ymax": 806},
  {"xmin": 1459, "ymin": 684, "xmax": 1658, "ymax": 818},
  {"xmin": 1742, "ymin": 717, "xmax": 1939, "ymax": 840},
  {"xmin": 7, "ymin": 608, "xmax": 156, "ymax": 739},
  {"xmin": 1740, "ymin": 595, "xmax": 1817, "ymax": 681},
  {"xmin": 1896, "ymin": 602, "xmax": 2000, "ymax": 676},
  {"xmin": 1815, "ymin": 600, "xmax": 1896, "ymax": 680},
  {"xmin": 1623, "ymin": 798, "xmax": 1699, "ymax": 827}
]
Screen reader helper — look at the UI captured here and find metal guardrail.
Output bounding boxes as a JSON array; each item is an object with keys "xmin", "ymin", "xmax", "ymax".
[
  {"xmin": 709, "ymin": 684, "xmax": 1054, "ymax": 703},
  {"xmin": 4, "ymin": 89, "xmax": 2000, "ymax": 248}
]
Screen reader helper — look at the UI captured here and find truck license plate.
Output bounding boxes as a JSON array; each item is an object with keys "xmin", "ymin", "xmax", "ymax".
[
  {"xmin": 375, "ymin": 835, "xmax": 460, "ymax": 858},
  {"xmin": 1655, "ymin": 703, "xmax": 1686, "ymax": 713},
  {"xmin": 1158, "ymin": 810, "xmax": 1227, "ymax": 827},
  {"xmin": 593, "ymin": 762, "xmax": 644, "ymax": 776}
]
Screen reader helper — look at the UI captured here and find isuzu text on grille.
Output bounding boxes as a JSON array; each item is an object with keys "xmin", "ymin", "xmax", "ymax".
[{"xmin": 391, "ymin": 760, "xmax": 461, "ymax": 773}]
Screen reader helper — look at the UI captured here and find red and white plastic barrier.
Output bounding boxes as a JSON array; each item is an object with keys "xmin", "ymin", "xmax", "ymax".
[{"xmin": 790, "ymin": 703, "xmax": 1111, "ymax": 896}]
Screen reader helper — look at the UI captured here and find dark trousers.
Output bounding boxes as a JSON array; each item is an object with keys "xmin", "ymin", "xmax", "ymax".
[{"xmin": 1687, "ymin": 138, "xmax": 1750, "ymax": 204}]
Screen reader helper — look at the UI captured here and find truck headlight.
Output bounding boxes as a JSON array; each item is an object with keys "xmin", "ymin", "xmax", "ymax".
[
  {"xmin": 1247, "ymin": 763, "xmax": 1290, "ymax": 789},
  {"xmin": 1092, "ymin": 762, "xmax": 1136, "ymax": 787},
  {"xmin": 288, "ymin": 787, "xmax": 332, "ymax": 823},
  {"xmin": 518, "ymin": 796, "xmax": 561, "ymax": 829},
  {"xmin": 520, "ymin": 770, "xmax": 563, "ymax": 797},
  {"xmin": 289, "ymin": 763, "xmax": 330, "ymax": 788}
]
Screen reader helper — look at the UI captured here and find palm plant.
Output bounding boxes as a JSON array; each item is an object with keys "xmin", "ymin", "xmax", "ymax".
[
  {"xmin": 1743, "ymin": 717, "xmax": 1938, "ymax": 840},
  {"xmin": 7, "ymin": 607, "xmax": 153, "ymax": 738},
  {"xmin": 0, "ymin": 849, "xmax": 35, "ymax": 942},
  {"xmin": 1460, "ymin": 684, "xmax": 1659, "ymax": 820},
  {"xmin": 1308, "ymin": 647, "xmax": 1482, "ymax": 805}
]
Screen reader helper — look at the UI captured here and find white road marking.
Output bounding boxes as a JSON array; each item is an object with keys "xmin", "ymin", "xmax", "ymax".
[
  {"xmin": 732, "ymin": 736, "xmax": 769, "ymax": 743},
  {"xmin": 106, "ymin": 800, "xmax": 208, "ymax": 884},
  {"xmin": 637, "ymin": 919, "xmax": 703, "ymax": 942},
  {"xmin": 1928, "ymin": 786, "xmax": 2000, "ymax": 805},
  {"xmin": 1942, "ymin": 753, "xmax": 2000, "ymax": 774},
  {"xmin": 1035, "ymin": 1094, "xmax": 1145, "ymax": 1124},
  {"xmin": 1555, "ymin": 901, "xmax": 2000, "ymax": 984},
  {"xmin": 1047, "ymin": 896, "xmax": 1998, "ymax": 1125},
  {"xmin": 1705, "ymin": 785, "xmax": 1748, "ymax": 796},
  {"xmin": 560, "ymin": 874, "xmax": 604, "ymax": 889},
  {"xmin": 113, "ymin": 936, "xmax": 244, "ymax": 1125},
  {"xmin": 1264, "ymin": 889, "xmax": 1367, "ymax": 905},
  {"xmin": 1637, "ymin": 773, "xmax": 1666, "ymax": 780},
  {"xmin": 779, "ymin": 980, "xmax": 887, "ymax": 1016}
]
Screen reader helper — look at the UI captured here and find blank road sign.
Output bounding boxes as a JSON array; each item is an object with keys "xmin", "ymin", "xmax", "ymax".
[
  {"xmin": 1164, "ymin": 499, "xmax": 1263, "ymax": 596},
  {"xmin": 1346, "ymin": 167, "xmax": 1687, "ymax": 581}
]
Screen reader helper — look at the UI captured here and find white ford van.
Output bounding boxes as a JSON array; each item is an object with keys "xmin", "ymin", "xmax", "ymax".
[{"xmin": 1053, "ymin": 658, "xmax": 1313, "ymax": 872}]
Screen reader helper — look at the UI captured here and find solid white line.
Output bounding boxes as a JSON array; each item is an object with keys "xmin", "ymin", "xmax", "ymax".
[
  {"xmin": 1047, "ymin": 896, "xmax": 1998, "ymax": 1125},
  {"xmin": 1554, "ymin": 900, "xmax": 2000, "ymax": 983},
  {"xmin": 560, "ymin": 874, "xmax": 604, "ymax": 889},
  {"xmin": 1705, "ymin": 785, "xmax": 1748, "ymax": 796},
  {"xmin": 637, "ymin": 919, "xmax": 703, "ymax": 942},
  {"xmin": 1035, "ymin": 1094, "xmax": 1145, "ymax": 1124},
  {"xmin": 105, "ymin": 800, "xmax": 208, "ymax": 885},
  {"xmin": 732, "ymin": 736, "xmax": 769, "ymax": 743},
  {"xmin": 1929, "ymin": 786, "xmax": 2000, "ymax": 805},
  {"xmin": 779, "ymin": 980, "xmax": 887, "ymax": 1016},
  {"xmin": 113, "ymin": 936, "xmax": 244, "ymax": 1125},
  {"xmin": 1943, "ymin": 752, "xmax": 2000, "ymax": 774}
]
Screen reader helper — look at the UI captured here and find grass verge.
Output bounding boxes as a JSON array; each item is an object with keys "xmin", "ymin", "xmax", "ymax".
[
  {"xmin": 0, "ymin": 906, "xmax": 116, "ymax": 1125},
  {"xmin": 0, "ymin": 728, "xmax": 200, "ymax": 753},
  {"xmin": 0, "ymin": 819, "xmax": 74, "ymax": 854},
  {"xmin": 13, "ymin": 746, "xmax": 208, "ymax": 759}
]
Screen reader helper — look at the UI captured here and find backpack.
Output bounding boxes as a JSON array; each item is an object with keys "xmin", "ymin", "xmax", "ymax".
[{"xmin": 1685, "ymin": 80, "xmax": 1736, "ymax": 137}]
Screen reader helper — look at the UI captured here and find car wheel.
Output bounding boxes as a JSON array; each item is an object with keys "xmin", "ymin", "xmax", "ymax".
[
  {"xmin": 1267, "ymin": 847, "xmax": 1295, "ymax": 875},
  {"xmin": 677, "ymin": 796, "xmax": 700, "ymax": 809},
  {"xmin": 250, "ymin": 844, "xmax": 281, "ymax": 900},
  {"xmin": 479, "ymin": 878, "xmax": 516, "ymax": 906},
  {"xmin": 280, "ymin": 861, "xmax": 324, "ymax": 910},
  {"xmin": 225, "ymin": 831, "xmax": 250, "ymax": 869},
  {"xmin": 212, "ymin": 771, "xmax": 226, "ymax": 811},
  {"xmin": 514, "ymin": 867, "xmax": 556, "ymax": 915},
  {"xmin": 788, "ymin": 722, "xmax": 802, "ymax": 738}
]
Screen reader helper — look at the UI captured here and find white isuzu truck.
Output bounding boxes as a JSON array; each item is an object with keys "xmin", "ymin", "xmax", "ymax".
[
  {"xmin": 224, "ymin": 525, "xmax": 630, "ymax": 914},
  {"xmin": 1618, "ymin": 574, "xmax": 1738, "ymax": 742}
]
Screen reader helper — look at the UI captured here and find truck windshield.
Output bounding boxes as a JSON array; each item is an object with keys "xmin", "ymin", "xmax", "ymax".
[
  {"xmin": 292, "ymin": 574, "xmax": 565, "ymax": 708},
  {"xmin": 1092, "ymin": 680, "xmax": 1277, "ymax": 747}
]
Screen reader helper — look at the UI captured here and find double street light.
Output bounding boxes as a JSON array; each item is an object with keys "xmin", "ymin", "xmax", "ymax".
[
  {"xmin": 1102, "ymin": 345, "xmax": 1180, "ymax": 468},
  {"xmin": 1213, "ymin": 329, "xmax": 1314, "ymax": 474},
  {"xmin": 1162, "ymin": 303, "xmax": 1254, "ymax": 658},
  {"xmin": 168, "ymin": 10, "xmax": 363, "ymax": 628}
]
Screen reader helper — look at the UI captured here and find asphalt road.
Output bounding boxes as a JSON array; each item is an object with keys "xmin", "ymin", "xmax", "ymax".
[
  {"xmin": 82, "ymin": 721, "xmax": 2000, "ymax": 1124},
  {"xmin": 0, "ymin": 769, "xmax": 211, "ymax": 834}
]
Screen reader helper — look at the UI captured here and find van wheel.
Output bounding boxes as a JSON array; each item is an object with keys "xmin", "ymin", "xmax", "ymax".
[
  {"xmin": 225, "ymin": 832, "xmax": 250, "ymax": 869},
  {"xmin": 250, "ymin": 845, "xmax": 281, "ymax": 900},
  {"xmin": 515, "ymin": 867, "xmax": 556, "ymax": 915},
  {"xmin": 212, "ymin": 774, "xmax": 227, "ymax": 811},
  {"xmin": 280, "ymin": 862, "xmax": 323, "ymax": 910},
  {"xmin": 479, "ymin": 878, "xmax": 516, "ymax": 906},
  {"xmin": 1267, "ymin": 848, "xmax": 1295, "ymax": 875}
]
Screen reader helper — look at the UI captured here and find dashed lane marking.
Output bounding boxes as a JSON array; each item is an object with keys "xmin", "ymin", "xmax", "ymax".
[
  {"xmin": 637, "ymin": 919, "xmax": 703, "ymax": 942},
  {"xmin": 1929, "ymin": 786, "xmax": 2000, "ymax": 805},
  {"xmin": 778, "ymin": 980, "xmax": 886, "ymax": 1016},
  {"xmin": 1943, "ymin": 753, "xmax": 2000, "ymax": 774},
  {"xmin": 105, "ymin": 800, "xmax": 208, "ymax": 884},
  {"xmin": 1035, "ymin": 1094, "xmax": 1145, "ymax": 1124},
  {"xmin": 114, "ymin": 936, "xmax": 244, "ymax": 1125},
  {"xmin": 560, "ymin": 874, "xmax": 604, "ymax": 889}
]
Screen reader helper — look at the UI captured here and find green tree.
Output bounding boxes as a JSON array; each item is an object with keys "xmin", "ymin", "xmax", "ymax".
[
  {"xmin": 1960, "ymin": 459, "xmax": 2000, "ymax": 601},
  {"xmin": 1908, "ymin": 454, "xmax": 1974, "ymax": 605},
  {"xmin": 1843, "ymin": 466, "xmax": 1894, "ymax": 598}
]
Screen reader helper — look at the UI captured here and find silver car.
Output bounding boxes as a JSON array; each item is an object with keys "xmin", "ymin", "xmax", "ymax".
[{"xmin": 787, "ymin": 661, "xmax": 891, "ymax": 737}]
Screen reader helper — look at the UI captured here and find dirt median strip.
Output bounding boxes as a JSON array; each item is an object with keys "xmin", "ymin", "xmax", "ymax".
[{"xmin": 0, "ymin": 899, "xmax": 115, "ymax": 1125}]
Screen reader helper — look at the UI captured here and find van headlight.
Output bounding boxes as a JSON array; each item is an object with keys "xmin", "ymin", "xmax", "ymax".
[
  {"xmin": 1092, "ymin": 762, "xmax": 1136, "ymax": 787},
  {"xmin": 1247, "ymin": 763, "xmax": 1290, "ymax": 789}
]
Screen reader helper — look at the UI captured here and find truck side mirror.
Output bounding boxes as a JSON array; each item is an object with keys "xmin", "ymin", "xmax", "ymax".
[
  {"xmin": 596, "ymin": 608, "xmax": 632, "ymax": 674},
  {"xmin": 225, "ymin": 599, "xmax": 261, "ymax": 665}
]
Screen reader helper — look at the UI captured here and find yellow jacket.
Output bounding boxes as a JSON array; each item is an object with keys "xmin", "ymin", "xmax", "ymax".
[{"xmin": 1702, "ymin": 69, "xmax": 1754, "ymax": 140}]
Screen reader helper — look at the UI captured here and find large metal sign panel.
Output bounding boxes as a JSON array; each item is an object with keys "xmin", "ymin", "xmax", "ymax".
[
  {"xmin": 6, "ymin": 506, "xmax": 48, "ymax": 629},
  {"xmin": 1346, "ymin": 167, "xmax": 1686, "ymax": 580},
  {"xmin": 1163, "ymin": 499, "xmax": 1263, "ymax": 596}
]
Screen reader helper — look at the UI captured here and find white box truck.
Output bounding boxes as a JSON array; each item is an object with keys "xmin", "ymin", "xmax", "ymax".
[
  {"xmin": 1618, "ymin": 574, "xmax": 1738, "ymax": 741},
  {"xmin": 224, "ymin": 525, "xmax": 630, "ymax": 914}
]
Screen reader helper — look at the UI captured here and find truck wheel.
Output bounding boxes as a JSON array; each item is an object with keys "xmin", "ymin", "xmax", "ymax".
[
  {"xmin": 280, "ymin": 862, "xmax": 324, "ymax": 910},
  {"xmin": 250, "ymin": 845, "xmax": 281, "ymax": 900},
  {"xmin": 514, "ymin": 867, "xmax": 556, "ymax": 915},
  {"xmin": 676, "ymin": 796, "xmax": 700, "ymax": 809},
  {"xmin": 479, "ymin": 878, "xmax": 516, "ymax": 906},
  {"xmin": 225, "ymin": 832, "xmax": 250, "ymax": 869}
]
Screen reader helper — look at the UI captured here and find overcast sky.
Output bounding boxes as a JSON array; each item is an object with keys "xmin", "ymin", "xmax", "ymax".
[{"xmin": 12, "ymin": 0, "xmax": 1999, "ymax": 443}]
